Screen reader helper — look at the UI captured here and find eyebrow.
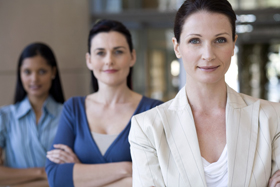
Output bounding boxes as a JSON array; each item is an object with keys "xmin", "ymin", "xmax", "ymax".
[
  {"xmin": 186, "ymin": 32, "xmax": 230, "ymax": 37},
  {"xmin": 94, "ymin": 46, "xmax": 126, "ymax": 51},
  {"xmin": 215, "ymin": 32, "xmax": 230, "ymax": 36},
  {"xmin": 187, "ymin": 34, "xmax": 202, "ymax": 37}
]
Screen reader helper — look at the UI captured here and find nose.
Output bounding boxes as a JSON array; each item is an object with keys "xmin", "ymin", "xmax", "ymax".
[
  {"xmin": 201, "ymin": 43, "xmax": 216, "ymax": 61},
  {"xmin": 104, "ymin": 53, "xmax": 114, "ymax": 66},
  {"xmin": 30, "ymin": 72, "xmax": 39, "ymax": 82}
]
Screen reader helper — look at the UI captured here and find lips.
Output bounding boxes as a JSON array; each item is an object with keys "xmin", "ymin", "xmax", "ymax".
[
  {"xmin": 29, "ymin": 85, "xmax": 41, "ymax": 90},
  {"xmin": 103, "ymin": 69, "xmax": 118, "ymax": 73},
  {"xmin": 197, "ymin": 65, "xmax": 220, "ymax": 72}
]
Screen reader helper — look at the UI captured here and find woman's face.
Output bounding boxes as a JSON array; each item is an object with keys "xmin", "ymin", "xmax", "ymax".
[
  {"xmin": 173, "ymin": 11, "xmax": 237, "ymax": 85},
  {"xmin": 20, "ymin": 55, "xmax": 56, "ymax": 99},
  {"xmin": 86, "ymin": 31, "xmax": 136, "ymax": 88}
]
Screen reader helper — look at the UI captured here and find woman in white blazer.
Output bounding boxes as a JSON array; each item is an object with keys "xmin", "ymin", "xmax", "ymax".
[{"xmin": 129, "ymin": 0, "xmax": 280, "ymax": 186}]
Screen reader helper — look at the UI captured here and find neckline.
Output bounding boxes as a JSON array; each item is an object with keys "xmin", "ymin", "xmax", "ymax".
[
  {"xmin": 91, "ymin": 131, "xmax": 118, "ymax": 137},
  {"xmin": 82, "ymin": 95, "xmax": 144, "ymax": 158},
  {"xmin": 202, "ymin": 144, "xmax": 227, "ymax": 166}
]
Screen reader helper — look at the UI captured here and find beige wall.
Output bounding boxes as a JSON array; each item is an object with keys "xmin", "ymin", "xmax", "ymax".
[{"xmin": 0, "ymin": 0, "xmax": 91, "ymax": 106}]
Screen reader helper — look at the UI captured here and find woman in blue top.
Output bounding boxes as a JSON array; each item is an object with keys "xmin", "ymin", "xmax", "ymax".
[
  {"xmin": 0, "ymin": 42, "xmax": 64, "ymax": 186},
  {"xmin": 45, "ymin": 20, "xmax": 163, "ymax": 187}
]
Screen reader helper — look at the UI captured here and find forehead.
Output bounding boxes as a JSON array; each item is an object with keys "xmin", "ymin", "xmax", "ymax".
[
  {"xmin": 21, "ymin": 55, "xmax": 50, "ymax": 69},
  {"xmin": 91, "ymin": 31, "xmax": 128, "ymax": 49},
  {"xmin": 181, "ymin": 11, "xmax": 232, "ymax": 37}
]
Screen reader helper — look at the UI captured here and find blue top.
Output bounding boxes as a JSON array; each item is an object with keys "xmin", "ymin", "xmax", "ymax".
[
  {"xmin": 0, "ymin": 96, "xmax": 63, "ymax": 168},
  {"xmin": 45, "ymin": 96, "xmax": 163, "ymax": 187}
]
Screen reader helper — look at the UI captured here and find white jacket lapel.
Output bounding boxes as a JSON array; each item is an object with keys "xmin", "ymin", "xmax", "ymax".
[
  {"xmin": 158, "ymin": 85, "xmax": 260, "ymax": 186},
  {"xmin": 157, "ymin": 87, "xmax": 206, "ymax": 186},
  {"xmin": 226, "ymin": 86, "xmax": 260, "ymax": 187}
]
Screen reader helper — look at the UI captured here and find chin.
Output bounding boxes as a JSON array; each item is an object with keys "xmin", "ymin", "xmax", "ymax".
[
  {"xmin": 28, "ymin": 91, "xmax": 48, "ymax": 98},
  {"xmin": 197, "ymin": 76, "xmax": 225, "ymax": 85}
]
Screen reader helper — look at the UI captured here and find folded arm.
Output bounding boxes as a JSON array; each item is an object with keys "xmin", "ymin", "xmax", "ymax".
[
  {"xmin": 47, "ymin": 144, "xmax": 132, "ymax": 187},
  {"xmin": 73, "ymin": 162, "xmax": 132, "ymax": 187},
  {"xmin": 0, "ymin": 148, "xmax": 47, "ymax": 186}
]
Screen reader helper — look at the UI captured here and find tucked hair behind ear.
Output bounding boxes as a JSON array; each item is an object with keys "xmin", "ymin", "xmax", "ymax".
[{"xmin": 14, "ymin": 42, "xmax": 65, "ymax": 104}]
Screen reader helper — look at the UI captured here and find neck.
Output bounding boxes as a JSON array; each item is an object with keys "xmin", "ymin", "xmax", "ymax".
[
  {"xmin": 28, "ymin": 94, "xmax": 48, "ymax": 112},
  {"xmin": 94, "ymin": 82, "xmax": 133, "ymax": 105},
  {"xmin": 185, "ymin": 77, "xmax": 227, "ymax": 113}
]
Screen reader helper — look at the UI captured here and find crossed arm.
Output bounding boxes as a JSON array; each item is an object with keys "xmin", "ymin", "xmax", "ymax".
[
  {"xmin": 0, "ymin": 147, "xmax": 48, "ymax": 187},
  {"xmin": 47, "ymin": 144, "xmax": 132, "ymax": 187}
]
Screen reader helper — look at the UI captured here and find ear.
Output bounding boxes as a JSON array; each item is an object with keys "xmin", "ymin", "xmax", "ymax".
[
  {"xmin": 172, "ymin": 37, "xmax": 181, "ymax": 58},
  {"xmin": 232, "ymin": 34, "xmax": 238, "ymax": 56},
  {"xmin": 86, "ymin": 53, "xmax": 93, "ymax": 70},
  {"xmin": 129, "ymin": 49, "xmax": 136, "ymax": 67},
  {"xmin": 234, "ymin": 34, "xmax": 238, "ymax": 43}
]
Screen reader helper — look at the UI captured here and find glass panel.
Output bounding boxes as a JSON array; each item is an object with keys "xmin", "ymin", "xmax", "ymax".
[
  {"xmin": 90, "ymin": 0, "xmax": 280, "ymax": 12},
  {"xmin": 130, "ymin": 28, "xmax": 178, "ymax": 101},
  {"xmin": 267, "ymin": 0, "xmax": 280, "ymax": 7},
  {"xmin": 267, "ymin": 44, "xmax": 280, "ymax": 102},
  {"xmin": 241, "ymin": 0, "xmax": 258, "ymax": 10},
  {"xmin": 228, "ymin": 0, "xmax": 239, "ymax": 10},
  {"xmin": 146, "ymin": 29, "xmax": 178, "ymax": 101},
  {"xmin": 91, "ymin": 0, "xmax": 122, "ymax": 13}
]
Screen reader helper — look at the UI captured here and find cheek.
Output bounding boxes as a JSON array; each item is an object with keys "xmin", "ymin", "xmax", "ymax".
[
  {"xmin": 180, "ymin": 46, "xmax": 198, "ymax": 60},
  {"xmin": 41, "ymin": 75, "xmax": 53, "ymax": 85},
  {"xmin": 181, "ymin": 51, "xmax": 197, "ymax": 68},
  {"xmin": 20, "ymin": 74, "xmax": 28, "ymax": 85},
  {"xmin": 221, "ymin": 47, "xmax": 234, "ymax": 60},
  {"xmin": 91, "ymin": 58, "xmax": 102, "ymax": 70}
]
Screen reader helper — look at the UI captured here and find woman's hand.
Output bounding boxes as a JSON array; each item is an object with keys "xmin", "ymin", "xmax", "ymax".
[
  {"xmin": 46, "ymin": 144, "xmax": 80, "ymax": 164},
  {"xmin": 269, "ymin": 170, "xmax": 280, "ymax": 187}
]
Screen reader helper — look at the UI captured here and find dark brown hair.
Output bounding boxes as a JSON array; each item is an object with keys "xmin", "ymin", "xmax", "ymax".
[
  {"xmin": 15, "ymin": 42, "xmax": 64, "ymax": 104},
  {"xmin": 174, "ymin": 0, "xmax": 236, "ymax": 43},
  {"xmin": 87, "ymin": 19, "xmax": 133, "ymax": 92}
]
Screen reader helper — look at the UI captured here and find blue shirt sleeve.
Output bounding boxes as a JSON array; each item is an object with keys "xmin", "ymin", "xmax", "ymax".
[{"xmin": 45, "ymin": 98, "xmax": 76, "ymax": 187}]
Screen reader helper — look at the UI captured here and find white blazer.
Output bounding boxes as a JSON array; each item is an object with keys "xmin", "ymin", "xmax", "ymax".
[{"xmin": 129, "ymin": 85, "xmax": 280, "ymax": 187}]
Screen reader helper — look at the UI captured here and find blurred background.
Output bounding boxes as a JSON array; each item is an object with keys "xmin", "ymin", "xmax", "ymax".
[{"xmin": 0, "ymin": 0, "xmax": 280, "ymax": 106}]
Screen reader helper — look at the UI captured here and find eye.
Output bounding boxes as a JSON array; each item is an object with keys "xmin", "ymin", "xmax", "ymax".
[
  {"xmin": 38, "ymin": 69, "xmax": 47, "ymax": 75},
  {"xmin": 96, "ymin": 51, "xmax": 105, "ymax": 56},
  {"xmin": 215, "ymin": 37, "xmax": 227, "ymax": 43},
  {"xmin": 23, "ymin": 69, "xmax": 31, "ymax": 75},
  {"xmin": 189, "ymin": 38, "xmax": 200, "ymax": 44},
  {"xmin": 114, "ymin": 50, "xmax": 123, "ymax": 55}
]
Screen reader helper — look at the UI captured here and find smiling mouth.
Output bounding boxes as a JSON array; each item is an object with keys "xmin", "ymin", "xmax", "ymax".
[
  {"xmin": 197, "ymin": 65, "xmax": 220, "ymax": 72},
  {"xmin": 103, "ymin": 69, "xmax": 118, "ymax": 73},
  {"xmin": 29, "ymin": 85, "xmax": 41, "ymax": 90}
]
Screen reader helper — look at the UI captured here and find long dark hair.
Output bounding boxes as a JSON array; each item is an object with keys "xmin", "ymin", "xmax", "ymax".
[
  {"xmin": 14, "ymin": 42, "xmax": 65, "ymax": 104},
  {"xmin": 87, "ymin": 19, "xmax": 134, "ymax": 92},
  {"xmin": 174, "ymin": 0, "xmax": 236, "ymax": 43}
]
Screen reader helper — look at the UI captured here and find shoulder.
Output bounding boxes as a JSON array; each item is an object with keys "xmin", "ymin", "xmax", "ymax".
[
  {"xmin": 0, "ymin": 104, "xmax": 15, "ymax": 118},
  {"xmin": 48, "ymin": 97, "xmax": 64, "ymax": 114},
  {"xmin": 0, "ymin": 105, "xmax": 14, "ymax": 128},
  {"xmin": 60, "ymin": 96, "xmax": 86, "ymax": 117},
  {"xmin": 0, "ymin": 104, "xmax": 13, "ymax": 114},
  {"xmin": 63, "ymin": 96, "xmax": 85, "ymax": 108},
  {"xmin": 135, "ymin": 98, "xmax": 172, "ymax": 118},
  {"xmin": 239, "ymin": 92, "xmax": 280, "ymax": 119},
  {"xmin": 133, "ymin": 98, "xmax": 173, "ymax": 129}
]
